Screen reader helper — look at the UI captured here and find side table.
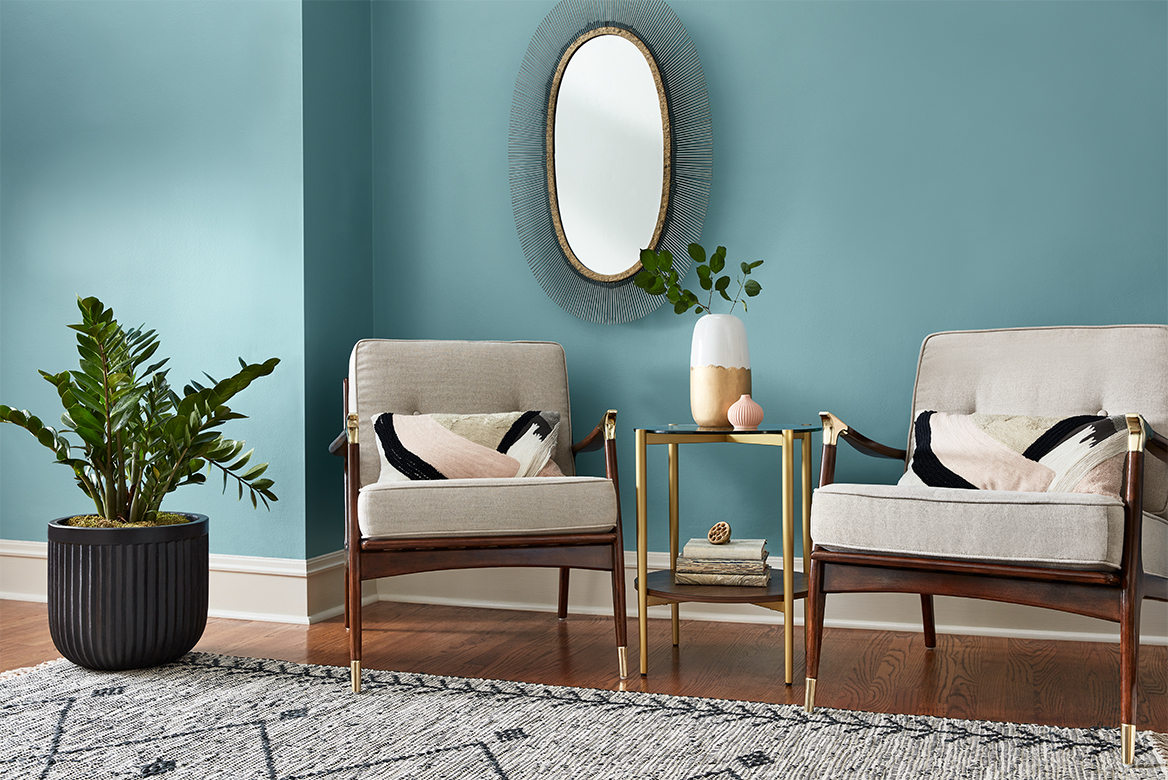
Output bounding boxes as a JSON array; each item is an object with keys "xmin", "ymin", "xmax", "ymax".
[{"xmin": 634, "ymin": 423, "xmax": 820, "ymax": 684}]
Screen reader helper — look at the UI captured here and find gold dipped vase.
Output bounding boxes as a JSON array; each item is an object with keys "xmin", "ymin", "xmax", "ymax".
[{"xmin": 690, "ymin": 314, "xmax": 751, "ymax": 427}]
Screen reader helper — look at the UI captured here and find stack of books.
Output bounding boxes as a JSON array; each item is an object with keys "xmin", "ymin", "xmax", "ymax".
[{"xmin": 674, "ymin": 538, "xmax": 770, "ymax": 586}]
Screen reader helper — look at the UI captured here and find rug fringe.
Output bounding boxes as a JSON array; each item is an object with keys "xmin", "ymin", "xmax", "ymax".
[{"xmin": 0, "ymin": 658, "xmax": 64, "ymax": 682}]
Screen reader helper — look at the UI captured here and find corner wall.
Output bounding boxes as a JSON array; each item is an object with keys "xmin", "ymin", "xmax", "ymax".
[{"xmin": 0, "ymin": 0, "xmax": 307, "ymax": 558}]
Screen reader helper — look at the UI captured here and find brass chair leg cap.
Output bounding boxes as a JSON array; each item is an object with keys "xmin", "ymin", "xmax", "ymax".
[
  {"xmin": 804, "ymin": 678, "xmax": 817, "ymax": 714},
  {"xmin": 1121, "ymin": 723, "xmax": 1136, "ymax": 765}
]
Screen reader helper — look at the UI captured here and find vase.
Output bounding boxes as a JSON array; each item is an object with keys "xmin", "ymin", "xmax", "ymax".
[
  {"xmin": 47, "ymin": 514, "xmax": 209, "ymax": 670},
  {"xmin": 728, "ymin": 394, "xmax": 764, "ymax": 430},
  {"xmin": 690, "ymin": 314, "xmax": 751, "ymax": 427}
]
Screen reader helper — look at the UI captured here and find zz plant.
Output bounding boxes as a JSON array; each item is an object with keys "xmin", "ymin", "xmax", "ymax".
[
  {"xmin": 635, "ymin": 243, "xmax": 763, "ymax": 315},
  {"xmin": 0, "ymin": 296, "xmax": 279, "ymax": 526}
]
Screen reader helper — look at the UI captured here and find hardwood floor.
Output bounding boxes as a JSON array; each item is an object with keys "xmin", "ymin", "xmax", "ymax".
[{"xmin": 2, "ymin": 598, "xmax": 1164, "ymax": 731}]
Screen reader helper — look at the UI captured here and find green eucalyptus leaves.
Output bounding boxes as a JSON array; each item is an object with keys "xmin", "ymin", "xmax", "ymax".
[
  {"xmin": 635, "ymin": 243, "xmax": 763, "ymax": 315},
  {"xmin": 0, "ymin": 296, "xmax": 279, "ymax": 526}
]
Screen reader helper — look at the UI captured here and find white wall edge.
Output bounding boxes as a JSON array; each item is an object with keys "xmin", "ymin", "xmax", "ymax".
[{"xmin": 3, "ymin": 540, "xmax": 1165, "ymax": 645}]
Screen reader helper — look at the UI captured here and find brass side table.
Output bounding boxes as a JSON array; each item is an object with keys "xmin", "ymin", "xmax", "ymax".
[{"xmin": 634, "ymin": 423, "xmax": 820, "ymax": 684}]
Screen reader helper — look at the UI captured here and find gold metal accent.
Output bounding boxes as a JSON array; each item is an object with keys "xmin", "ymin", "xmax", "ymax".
[
  {"xmin": 603, "ymin": 410, "xmax": 618, "ymax": 441},
  {"xmin": 1126, "ymin": 414, "xmax": 1146, "ymax": 453},
  {"xmin": 635, "ymin": 428, "xmax": 650, "ymax": 676},
  {"xmin": 819, "ymin": 412, "xmax": 848, "ymax": 446},
  {"xmin": 346, "ymin": 413, "xmax": 360, "ymax": 445},
  {"xmin": 782, "ymin": 429, "xmax": 795, "ymax": 686},
  {"xmin": 618, "ymin": 646, "xmax": 629, "ymax": 679},
  {"xmin": 1122, "ymin": 723, "xmax": 1136, "ymax": 765},
  {"xmin": 350, "ymin": 660, "xmax": 361, "ymax": 693},
  {"xmin": 546, "ymin": 26, "xmax": 672, "ymax": 283},
  {"xmin": 669, "ymin": 442, "xmax": 681, "ymax": 647},
  {"xmin": 804, "ymin": 678, "xmax": 817, "ymax": 714}
]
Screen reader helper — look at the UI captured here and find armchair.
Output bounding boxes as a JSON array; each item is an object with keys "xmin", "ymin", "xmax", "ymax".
[
  {"xmin": 330, "ymin": 340, "xmax": 628, "ymax": 692},
  {"xmin": 805, "ymin": 325, "xmax": 1168, "ymax": 764}
]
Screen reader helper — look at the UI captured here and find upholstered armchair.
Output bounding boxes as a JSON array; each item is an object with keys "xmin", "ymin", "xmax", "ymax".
[
  {"xmin": 804, "ymin": 325, "xmax": 1168, "ymax": 764},
  {"xmin": 330, "ymin": 340, "xmax": 627, "ymax": 692}
]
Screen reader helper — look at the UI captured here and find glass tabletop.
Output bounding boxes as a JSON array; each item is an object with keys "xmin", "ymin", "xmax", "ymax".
[{"xmin": 637, "ymin": 423, "xmax": 822, "ymax": 434}]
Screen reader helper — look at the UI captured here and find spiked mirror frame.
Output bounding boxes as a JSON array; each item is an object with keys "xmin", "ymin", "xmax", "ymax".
[{"xmin": 510, "ymin": 0, "xmax": 712, "ymax": 325}]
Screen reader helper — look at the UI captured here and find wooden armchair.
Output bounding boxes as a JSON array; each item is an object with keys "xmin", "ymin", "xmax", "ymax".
[
  {"xmin": 804, "ymin": 325, "xmax": 1168, "ymax": 764},
  {"xmin": 330, "ymin": 340, "xmax": 627, "ymax": 692}
]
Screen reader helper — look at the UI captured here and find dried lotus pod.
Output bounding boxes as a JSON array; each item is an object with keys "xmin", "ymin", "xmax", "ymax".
[{"xmin": 707, "ymin": 522, "xmax": 731, "ymax": 544}]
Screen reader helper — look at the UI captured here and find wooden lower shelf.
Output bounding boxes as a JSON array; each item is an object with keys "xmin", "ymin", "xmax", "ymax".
[{"xmin": 636, "ymin": 569, "xmax": 809, "ymax": 605}]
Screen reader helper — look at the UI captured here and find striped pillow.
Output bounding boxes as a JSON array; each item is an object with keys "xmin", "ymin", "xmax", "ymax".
[
  {"xmin": 899, "ymin": 412, "xmax": 1128, "ymax": 498},
  {"xmin": 373, "ymin": 411, "xmax": 564, "ymax": 482}
]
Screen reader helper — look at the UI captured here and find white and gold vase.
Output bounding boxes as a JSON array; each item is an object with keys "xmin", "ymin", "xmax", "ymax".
[{"xmin": 690, "ymin": 314, "xmax": 750, "ymax": 427}]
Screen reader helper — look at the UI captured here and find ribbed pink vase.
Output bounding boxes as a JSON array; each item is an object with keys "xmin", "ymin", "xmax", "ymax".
[{"xmin": 727, "ymin": 394, "xmax": 764, "ymax": 430}]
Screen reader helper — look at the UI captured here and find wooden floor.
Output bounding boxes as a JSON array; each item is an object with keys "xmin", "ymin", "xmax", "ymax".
[{"xmin": 2, "ymin": 598, "xmax": 1164, "ymax": 731}]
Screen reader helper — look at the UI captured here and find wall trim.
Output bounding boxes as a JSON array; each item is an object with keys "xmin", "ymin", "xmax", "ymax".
[{"xmin": 2, "ymin": 541, "xmax": 1165, "ymax": 645}]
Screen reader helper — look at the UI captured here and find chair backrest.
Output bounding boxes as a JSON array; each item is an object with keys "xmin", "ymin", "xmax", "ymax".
[
  {"xmin": 910, "ymin": 325, "xmax": 1168, "ymax": 518},
  {"xmin": 347, "ymin": 340, "xmax": 575, "ymax": 488}
]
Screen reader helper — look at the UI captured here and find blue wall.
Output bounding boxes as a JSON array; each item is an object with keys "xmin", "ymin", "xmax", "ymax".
[
  {"xmin": 302, "ymin": 0, "xmax": 374, "ymax": 558},
  {"xmin": 0, "ymin": 0, "xmax": 307, "ymax": 557},
  {"xmin": 370, "ymin": 0, "xmax": 1168, "ymax": 553},
  {"xmin": 2, "ymin": 0, "xmax": 1165, "ymax": 561}
]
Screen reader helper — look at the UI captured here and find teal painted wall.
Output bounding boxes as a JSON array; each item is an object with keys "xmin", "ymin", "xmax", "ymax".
[
  {"xmin": 0, "ymin": 0, "xmax": 307, "ymax": 557},
  {"xmin": 302, "ymin": 0, "xmax": 374, "ymax": 558},
  {"xmin": 3, "ymin": 0, "xmax": 1165, "ymax": 562},
  {"xmin": 370, "ymin": 0, "xmax": 1168, "ymax": 554}
]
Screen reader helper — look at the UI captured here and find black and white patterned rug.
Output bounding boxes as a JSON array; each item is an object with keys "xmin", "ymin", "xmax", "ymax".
[{"xmin": 2, "ymin": 653, "xmax": 1165, "ymax": 779}]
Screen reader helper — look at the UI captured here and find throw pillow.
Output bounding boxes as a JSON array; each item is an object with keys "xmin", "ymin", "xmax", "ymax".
[
  {"xmin": 898, "ymin": 412, "xmax": 1128, "ymax": 498},
  {"xmin": 373, "ymin": 411, "xmax": 565, "ymax": 482}
]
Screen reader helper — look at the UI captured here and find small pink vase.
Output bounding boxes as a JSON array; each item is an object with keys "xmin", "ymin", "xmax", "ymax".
[{"xmin": 728, "ymin": 394, "xmax": 764, "ymax": 430}]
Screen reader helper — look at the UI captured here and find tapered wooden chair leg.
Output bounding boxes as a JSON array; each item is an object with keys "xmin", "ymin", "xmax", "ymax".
[
  {"xmin": 611, "ymin": 543, "xmax": 630, "ymax": 678},
  {"xmin": 1120, "ymin": 594, "xmax": 1141, "ymax": 765},
  {"xmin": 558, "ymin": 568, "xmax": 570, "ymax": 620},
  {"xmin": 920, "ymin": 594, "xmax": 936, "ymax": 649},
  {"xmin": 348, "ymin": 564, "xmax": 362, "ymax": 694},
  {"xmin": 805, "ymin": 557, "xmax": 827, "ymax": 713}
]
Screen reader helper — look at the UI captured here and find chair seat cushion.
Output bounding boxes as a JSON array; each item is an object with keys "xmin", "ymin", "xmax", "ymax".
[
  {"xmin": 811, "ymin": 483, "xmax": 1168, "ymax": 578},
  {"xmin": 358, "ymin": 476, "xmax": 618, "ymax": 540}
]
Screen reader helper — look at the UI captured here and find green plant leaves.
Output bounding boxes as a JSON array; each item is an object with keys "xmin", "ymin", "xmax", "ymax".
[{"xmin": 0, "ymin": 295, "xmax": 280, "ymax": 524}]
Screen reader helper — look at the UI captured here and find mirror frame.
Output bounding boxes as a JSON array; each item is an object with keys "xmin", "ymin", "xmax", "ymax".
[
  {"xmin": 510, "ymin": 0, "xmax": 711, "ymax": 324},
  {"xmin": 547, "ymin": 27, "xmax": 671, "ymax": 284}
]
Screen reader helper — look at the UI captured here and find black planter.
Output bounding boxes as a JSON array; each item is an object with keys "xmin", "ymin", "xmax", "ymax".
[{"xmin": 47, "ymin": 514, "xmax": 209, "ymax": 670}]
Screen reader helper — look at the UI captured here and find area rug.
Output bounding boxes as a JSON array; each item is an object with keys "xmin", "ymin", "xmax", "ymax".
[{"xmin": 2, "ymin": 653, "xmax": 1165, "ymax": 779}]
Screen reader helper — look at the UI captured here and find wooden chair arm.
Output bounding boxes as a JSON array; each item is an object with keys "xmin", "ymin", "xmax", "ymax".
[
  {"xmin": 820, "ymin": 412, "xmax": 907, "ymax": 460},
  {"xmin": 572, "ymin": 409, "xmax": 617, "ymax": 455},
  {"xmin": 819, "ymin": 411, "xmax": 907, "ymax": 488},
  {"xmin": 1147, "ymin": 426, "xmax": 1168, "ymax": 463},
  {"xmin": 329, "ymin": 430, "xmax": 347, "ymax": 456}
]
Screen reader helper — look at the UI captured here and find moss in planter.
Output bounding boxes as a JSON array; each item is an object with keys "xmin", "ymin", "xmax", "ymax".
[{"xmin": 63, "ymin": 512, "xmax": 193, "ymax": 529}]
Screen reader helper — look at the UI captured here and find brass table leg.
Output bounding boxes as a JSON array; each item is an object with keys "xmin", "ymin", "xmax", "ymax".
[
  {"xmin": 782, "ymin": 429, "xmax": 795, "ymax": 685},
  {"xmin": 801, "ymin": 433, "xmax": 813, "ymax": 634},
  {"xmin": 669, "ymin": 442, "xmax": 680, "ymax": 647},
  {"xmin": 636, "ymin": 429, "xmax": 649, "ymax": 675}
]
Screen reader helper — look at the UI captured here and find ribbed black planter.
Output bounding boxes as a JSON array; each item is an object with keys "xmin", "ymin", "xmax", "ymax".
[{"xmin": 47, "ymin": 514, "xmax": 209, "ymax": 671}]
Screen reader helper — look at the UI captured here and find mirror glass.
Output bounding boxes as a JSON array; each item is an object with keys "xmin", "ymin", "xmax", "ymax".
[{"xmin": 549, "ymin": 30, "xmax": 669, "ymax": 281}]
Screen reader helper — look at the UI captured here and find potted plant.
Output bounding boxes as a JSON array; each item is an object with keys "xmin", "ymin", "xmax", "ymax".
[
  {"xmin": 0, "ymin": 296, "xmax": 279, "ymax": 670},
  {"xmin": 635, "ymin": 244, "xmax": 764, "ymax": 427}
]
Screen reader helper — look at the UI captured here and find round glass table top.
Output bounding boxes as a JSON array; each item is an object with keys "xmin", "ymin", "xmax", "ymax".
[{"xmin": 637, "ymin": 423, "xmax": 822, "ymax": 435}]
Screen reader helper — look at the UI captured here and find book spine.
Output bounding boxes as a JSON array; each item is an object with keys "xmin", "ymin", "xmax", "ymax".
[
  {"xmin": 674, "ymin": 558, "xmax": 768, "ymax": 575},
  {"xmin": 681, "ymin": 541, "xmax": 768, "ymax": 560},
  {"xmin": 674, "ymin": 570, "xmax": 771, "ymax": 587}
]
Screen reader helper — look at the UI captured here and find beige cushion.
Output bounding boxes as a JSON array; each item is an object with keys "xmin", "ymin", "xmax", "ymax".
[
  {"xmin": 358, "ymin": 476, "xmax": 617, "ymax": 539},
  {"xmin": 349, "ymin": 340, "xmax": 576, "ymax": 490},
  {"xmin": 811, "ymin": 483, "xmax": 1167, "ymax": 578},
  {"xmin": 908, "ymin": 325, "xmax": 1168, "ymax": 517}
]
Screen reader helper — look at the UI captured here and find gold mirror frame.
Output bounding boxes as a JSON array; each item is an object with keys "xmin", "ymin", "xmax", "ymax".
[
  {"xmin": 510, "ymin": 0, "xmax": 711, "ymax": 325},
  {"xmin": 546, "ymin": 27, "xmax": 672, "ymax": 283}
]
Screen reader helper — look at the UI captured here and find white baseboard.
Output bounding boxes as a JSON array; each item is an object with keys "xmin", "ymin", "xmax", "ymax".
[
  {"xmin": 0, "ymin": 540, "xmax": 351, "ymax": 625},
  {"xmin": 2, "ymin": 541, "xmax": 1165, "ymax": 644}
]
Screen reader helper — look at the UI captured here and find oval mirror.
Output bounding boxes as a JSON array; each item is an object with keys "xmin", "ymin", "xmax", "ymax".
[{"xmin": 548, "ymin": 29, "xmax": 670, "ymax": 282}]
